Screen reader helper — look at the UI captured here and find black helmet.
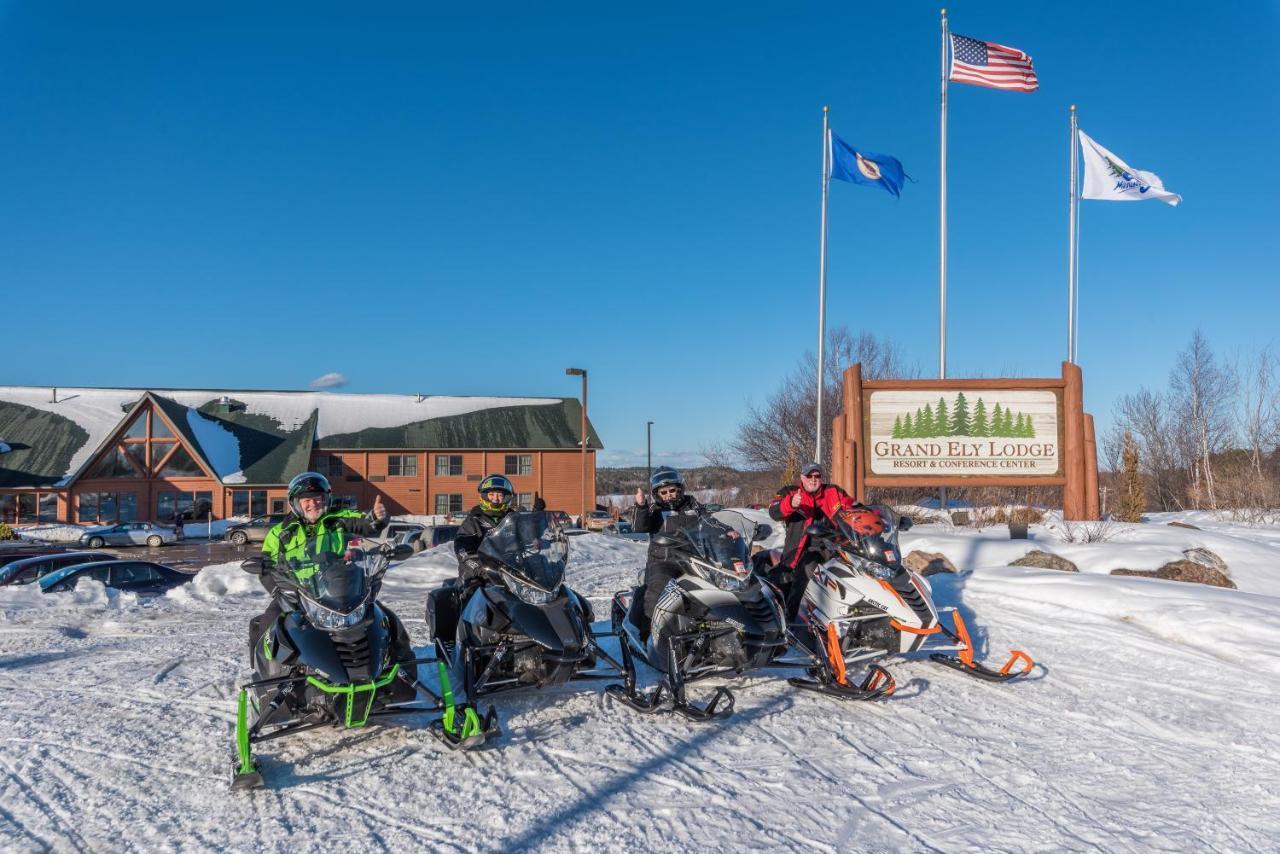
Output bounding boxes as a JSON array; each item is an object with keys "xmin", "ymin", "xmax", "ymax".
[
  {"xmin": 478, "ymin": 474, "xmax": 514, "ymax": 516},
  {"xmin": 649, "ymin": 466, "xmax": 685, "ymax": 508},
  {"xmin": 287, "ymin": 471, "xmax": 332, "ymax": 517}
]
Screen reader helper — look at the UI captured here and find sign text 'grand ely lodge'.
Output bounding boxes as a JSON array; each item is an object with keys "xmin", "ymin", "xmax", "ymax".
[{"xmin": 869, "ymin": 390, "xmax": 1059, "ymax": 475}]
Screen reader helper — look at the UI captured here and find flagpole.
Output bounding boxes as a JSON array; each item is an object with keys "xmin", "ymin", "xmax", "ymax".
[
  {"xmin": 1068, "ymin": 104, "xmax": 1078, "ymax": 363},
  {"xmin": 939, "ymin": 8, "xmax": 949, "ymax": 380},
  {"xmin": 938, "ymin": 9, "xmax": 949, "ymax": 514},
  {"xmin": 815, "ymin": 105, "xmax": 830, "ymax": 466}
]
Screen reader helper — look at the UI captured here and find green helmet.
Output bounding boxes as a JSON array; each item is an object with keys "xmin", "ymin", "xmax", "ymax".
[
  {"xmin": 477, "ymin": 474, "xmax": 514, "ymax": 516},
  {"xmin": 287, "ymin": 471, "xmax": 332, "ymax": 517}
]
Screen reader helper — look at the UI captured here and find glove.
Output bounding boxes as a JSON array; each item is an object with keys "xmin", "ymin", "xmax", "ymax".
[{"xmin": 460, "ymin": 556, "xmax": 485, "ymax": 582}]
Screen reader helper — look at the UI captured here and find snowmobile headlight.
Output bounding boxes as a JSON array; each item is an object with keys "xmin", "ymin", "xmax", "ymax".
[
  {"xmin": 302, "ymin": 597, "xmax": 368, "ymax": 631},
  {"xmin": 692, "ymin": 557, "xmax": 750, "ymax": 592},
  {"xmin": 503, "ymin": 571, "xmax": 558, "ymax": 605},
  {"xmin": 843, "ymin": 551, "xmax": 895, "ymax": 581}
]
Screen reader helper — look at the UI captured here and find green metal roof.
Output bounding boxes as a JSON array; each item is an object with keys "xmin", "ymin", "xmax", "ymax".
[{"xmin": 0, "ymin": 400, "xmax": 89, "ymax": 488}]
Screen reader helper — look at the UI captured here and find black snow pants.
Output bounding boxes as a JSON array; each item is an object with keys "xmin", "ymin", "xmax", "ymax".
[{"xmin": 640, "ymin": 559, "xmax": 683, "ymax": 639}]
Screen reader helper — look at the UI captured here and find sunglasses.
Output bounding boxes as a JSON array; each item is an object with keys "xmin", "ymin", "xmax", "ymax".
[
  {"xmin": 656, "ymin": 486, "xmax": 682, "ymax": 496},
  {"xmin": 802, "ymin": 472, "xmax": 822, "ymax": 479}
]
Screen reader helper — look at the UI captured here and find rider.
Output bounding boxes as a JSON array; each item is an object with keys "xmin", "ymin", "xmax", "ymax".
[
  {"xmin": 767, "ymin": 462, "xmax": 864, "ymax": 619},
  {"xmin": 631, "ymin": 465, "xmax": 705, "ymax": 638},
  {"xmin": 454, "ymin": 474, "xmax": 518, "ymax": 585},
  {"xmin": 249, "ymin": 471, "xmax": 389, "ymax": 648}
]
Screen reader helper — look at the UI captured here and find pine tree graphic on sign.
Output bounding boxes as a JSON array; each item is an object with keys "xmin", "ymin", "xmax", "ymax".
[
  {"xmin": 898, "ymin": 395, "xmax": 1037, "ymax": 439},
  {"xmin": 951, "ymin": 392, "xmax": 972, "ymax": 436},
  {"xmin": 972, "ymin": 398, "xmax": 990, "ymax": 437}
]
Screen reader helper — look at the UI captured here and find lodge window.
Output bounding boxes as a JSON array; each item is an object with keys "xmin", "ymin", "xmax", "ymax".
[
  {"xmin": 270, "ymin": 498, "xmax": 286, "ymax": 515},
  {"xmin": 505, "ymin": 454, "xmax": 533, "ymax": 476},
  {"xmin": 231, "ymin": 490, "xmax": 268, "ymax": 518},
  {"xmin": 0, "ymin": 493, "xmax": 60, "ymax": 524},
  {"xmin": 77, "ymin": 492, "xmax": 138, "ymax": 524},
  {"xmin": 435, "ymin": 455, "xmax": 463, "ymax": 477},
  {"xmin": 323, "ymin": 456, "xmax": 344, "ymax": 478},
  {"xmin": 387, "ymin": 455, "xmax": 418, "ymax": 477},
  {"xmin": 434, "ymin": 493, "xmax": 463, "ymax": 515},
  {"xmin": 158, "ymin": 490, "xmax": 213, "ymax": 522}
]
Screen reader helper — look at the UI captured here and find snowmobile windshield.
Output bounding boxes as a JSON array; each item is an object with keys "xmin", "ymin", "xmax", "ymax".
[
  {"xmin": 664, "ymin": 513, "xmax": 751, "ymax": 572},
  {"xmin": 479, "ymin": 511, "xmax": 568, "ymax": 592},
  {"xmin": 272, "ymin": 551, "xmax": 370, "ymax": 614},
  {"xmin": 831, "ymin": 505, "xmax": 903, "ymax": 562}
]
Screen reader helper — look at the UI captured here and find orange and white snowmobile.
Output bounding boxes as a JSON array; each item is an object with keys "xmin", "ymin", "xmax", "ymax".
[{"xmin": 784, "ymin": 505, "xmax": 1034, "ymax": 701}]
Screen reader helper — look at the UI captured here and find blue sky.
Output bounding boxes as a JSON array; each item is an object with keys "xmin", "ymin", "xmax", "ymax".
[{"xmin": 2, "ymin": 2, "xmax": 1277, "ymax": 467}]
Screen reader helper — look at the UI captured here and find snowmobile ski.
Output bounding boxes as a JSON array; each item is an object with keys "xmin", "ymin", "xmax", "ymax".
[
  {"xmin": 429, "ymin": 660, "xmax": 499, "ymax": 751},
  {"xmin": 230, "ymin": 688, "xmax": 264, "ymax": 790}
]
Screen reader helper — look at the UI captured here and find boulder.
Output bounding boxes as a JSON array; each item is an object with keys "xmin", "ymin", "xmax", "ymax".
[
  {"xmin": 1181, "ymin": 547, "xmax": 1229, "ymax": 576},
  {"xmin": 1167, "ymin": 521, "xmax": 1200, "ymax": 530},
  {"xmin": 1110, "ymin": 560, "xmax": 1235, "ymax": 589},
  {"xmin": 1008, "ymin": 550, "xmax": 1078, "ymax": 572},
  {"xmin": 903, "ymin": 550, "xmax": 957, "ymax": 577}
]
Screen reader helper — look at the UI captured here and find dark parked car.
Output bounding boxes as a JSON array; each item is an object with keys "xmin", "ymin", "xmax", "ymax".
[
  {"xmin": 547, "ymin": 510, "xmax": 573, "ymax": 529},
  {"xmin": 39, "ymin": 560, "xmax": 193, "ymax": 596},
  {"xmin": 0, "ymin": 551, "xmax": 116, "ymax": 587},
  {"xmin": 225, "ymin": 515, "xmax": 287, "ymax": 545},
  {"xmin": 79, "ymin": 522, "xmax": 178, "ymax": 549},
  {"xmin": 384, "ymin": 522, "xmax": 427, "ymax": 552},
  {"xmin": 0, "ymin": 541, "xmax": 70, "ymax": 567}
]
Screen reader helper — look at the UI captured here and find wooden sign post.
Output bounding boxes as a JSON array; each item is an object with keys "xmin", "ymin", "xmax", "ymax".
[{"xmin": 832, "ymin": 362, "xmax": 1099, "ymax": 520}]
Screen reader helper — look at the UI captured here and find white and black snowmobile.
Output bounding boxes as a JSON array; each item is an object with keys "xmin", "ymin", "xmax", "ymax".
[
  {"xmin": 607, "ymin": 510, "xmax": 788, "ymax": 721},
  {"xmin": 425, "ymin": 511, "xmax": 620, "ymax": 748},
  {"xmin": 231, "ymin": 541, "xmax": 446, "ymax": 789},
  {"xmin": 787, "ymin": 504, "xmax": 1034, "ymax": 701}
]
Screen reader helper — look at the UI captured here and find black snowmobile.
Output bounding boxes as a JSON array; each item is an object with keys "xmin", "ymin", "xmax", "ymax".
[
  {"xmin": 231, "ymin": 541, "xmax": 448, "ymax": 789},
  {"xmin": 425, "ymin": 510, "xmax": 620, "ymax": 748},
  {"xmin": 607, "ymin": 510, "xmax": 788, "ymax": 721}
]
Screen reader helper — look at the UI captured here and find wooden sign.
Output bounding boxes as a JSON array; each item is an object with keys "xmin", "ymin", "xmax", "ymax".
[{"xmin": 830, "ymin": 362, "xmax": 1100, "ymax": 520}]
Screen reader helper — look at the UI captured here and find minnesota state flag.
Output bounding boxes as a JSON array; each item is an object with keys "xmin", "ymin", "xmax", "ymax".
[{"xmin": 828, "ymin": 132, "xmax": 905, "ymax": 198}]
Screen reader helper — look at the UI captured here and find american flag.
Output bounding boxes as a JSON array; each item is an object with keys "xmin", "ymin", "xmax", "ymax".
[{"xmin": 949, "ymin": 33, "xmax": 1038, "ymax": 92}]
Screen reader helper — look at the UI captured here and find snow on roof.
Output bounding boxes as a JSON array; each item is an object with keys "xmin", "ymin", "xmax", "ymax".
[
  {"xmin": 185, "ymin": 406, "xmax": 244, "ymax": 483},
  {"xmin": 0, "ymin": 386, "xmax": 564, "ymax": 484}
]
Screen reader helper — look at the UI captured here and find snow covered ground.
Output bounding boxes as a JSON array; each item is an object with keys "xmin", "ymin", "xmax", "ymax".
[{"xmin": 2, "ymin": 516, "xmax": 1280, "ymax": 851}]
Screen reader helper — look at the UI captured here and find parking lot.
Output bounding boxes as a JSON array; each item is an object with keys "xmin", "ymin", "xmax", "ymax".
[{"xmin": 91, "ymin": 538, "xmax": 260, "ymax": 573}]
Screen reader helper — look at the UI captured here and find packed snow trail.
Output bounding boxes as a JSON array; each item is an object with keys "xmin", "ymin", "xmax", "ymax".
[{"xmin": 2, "ymin": 525, "xmax": 1280, "ymax": 851}]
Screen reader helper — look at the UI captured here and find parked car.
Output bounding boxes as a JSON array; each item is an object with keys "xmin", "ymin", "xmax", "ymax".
[
  {"xmin": 0, "ymin": 541, "xmax": 69, "ymax": 567},
  {"xmin": 584, "ymin": 511, "xmax": 614, "ymax": 532},
  {"xmin": 225, "ymin": 515, "xmax": 287, "ymax": 546},
  {"xmin": 0, "ymin": 551, "xmax": 116, "ymax": 587},
  {"xmin": 547, "ymin": 510, "xmax": 573, "ymax": 528},
  {"xmin": 39, "ymin": 560, "xmax": 193, "ymax": 596},
  {"xmin": 384, "ymin": 522, "xmax": 427, "ymax": 552},
  {"xmin": 422, "ymin": 524, "xmax": 460, "ymax": 548},
  {"xmin": 79, "ymin": 522, "xmax": 178, "ymax": 549}
]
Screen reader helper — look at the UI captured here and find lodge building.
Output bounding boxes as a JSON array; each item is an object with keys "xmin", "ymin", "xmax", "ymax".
[{"xmin": 0, "ymin": 387, "xmax": 601, "ymax": 526}]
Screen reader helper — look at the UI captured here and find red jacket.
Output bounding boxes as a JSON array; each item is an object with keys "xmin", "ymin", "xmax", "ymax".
[{"xmin": 768, "ymin": 482, "xmax": 857, "ymax": 568}]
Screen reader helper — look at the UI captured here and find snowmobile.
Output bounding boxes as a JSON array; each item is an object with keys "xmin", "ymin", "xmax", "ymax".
[
  {"xmin": 786, "ymin": 504, "xmax": 1035, "ymax": 702},
  {"xmin": 425, "ymin": 511, "xmax": 620, "ymax": 747},
  {"xmin": 231, "ymin": 541, "xmax": 452, "ymax": 789},
  {"xmin": 606, "ymin": 510, "xmax": 788, "ymax": 721}
]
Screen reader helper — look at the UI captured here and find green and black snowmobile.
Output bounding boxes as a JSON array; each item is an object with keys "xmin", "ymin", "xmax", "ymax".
[{"xmin": 231, "ymin": 541, "xmax": 490, "ymax": 789}]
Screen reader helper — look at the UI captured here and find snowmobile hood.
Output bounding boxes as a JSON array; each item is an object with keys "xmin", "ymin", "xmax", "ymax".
[{"xmin": 489, "ymin": 587, "xmax": 588, "ymax": 653}]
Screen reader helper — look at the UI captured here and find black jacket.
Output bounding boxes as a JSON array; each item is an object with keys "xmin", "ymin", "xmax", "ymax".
[
  {"xmin": 454, "ymin": 505, "xmax": 513, "ymax": 560},
  {"xmin": 632, "ymin": 494, "xmax": 705, "ymax": 562}
]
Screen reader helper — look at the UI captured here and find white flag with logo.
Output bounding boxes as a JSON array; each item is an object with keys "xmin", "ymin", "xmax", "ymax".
[{"xmin": 1078, "ymin": 130, "xmax": 1181, "ymax": 206}]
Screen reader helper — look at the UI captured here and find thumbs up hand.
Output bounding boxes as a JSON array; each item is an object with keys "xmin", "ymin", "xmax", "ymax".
[{"xmin": 372, "ymin": 494, "xmax": 388, "ymax": 523}]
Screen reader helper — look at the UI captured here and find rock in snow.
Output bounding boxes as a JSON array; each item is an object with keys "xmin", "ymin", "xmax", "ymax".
[
  {"xmin": 1008, "ymin": 550, "xmax": 1079, "ymax": 572},
  {"xmin": 902, "ymin": 550, "xmax": 957, "ymax": 576},
  {"xmin": 1111, "ymin": 559, "xmax": 1236, "ymax": 589}
]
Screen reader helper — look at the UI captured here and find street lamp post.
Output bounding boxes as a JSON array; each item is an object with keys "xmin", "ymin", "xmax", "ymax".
[
  {"xmin": 646, "ymin": 421, "xmax": 654, "ymax": 477},
  {"xmin": 565, "ymin": 368, "xmax": 588, "ymax": 525}
]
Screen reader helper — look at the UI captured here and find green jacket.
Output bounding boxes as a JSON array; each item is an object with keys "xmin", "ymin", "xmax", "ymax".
[{"xmin": 262, "ymin": 509, "xmax": 386, "ymax": 578}]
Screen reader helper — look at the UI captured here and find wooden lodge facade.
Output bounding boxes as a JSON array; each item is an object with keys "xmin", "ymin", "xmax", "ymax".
[{"xmin": 0, "ymin": 387, "xmax": 601, "ymax": 526}]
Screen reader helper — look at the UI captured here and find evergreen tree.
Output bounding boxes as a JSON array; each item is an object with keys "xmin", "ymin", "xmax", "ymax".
[
  {"xmin": 902, "ymin": 412, "xmax": 914, "ymax": 437},
  {"xmin": 972, "ymin": 398, "xmax": 990, "ymax": 437},
  {"xmin": 991, "ymin": 402, "xmax": 1006, "ymax": 437},
  {"xmin": 892, "ymin": 415, "xmax": 903, "ymax": 439},
  {"xmin": 951, "ymin": 392, "xmax": 972, "ymax": 436},
  {"xmin": 1014, "ymin": 412, "xmax": 1025, "ymax": 437},
  {"xmin": 1001, "ymin": 408, "xmax": 1014, "ymax": 436},
  {"xmin": 1119, "ymin": 430, "xmax": 1146, "ymax": 522},
  {"xmin": 1023, "ymin": 412, "xmax": 1036, "ymax": 438},
  {"xmin": 935, "ymin": 397, "xmax": 950, "ymax": 437},
  {"xmin": 919, "ymin": 404, "xmax": 935, "ymax": 437}
]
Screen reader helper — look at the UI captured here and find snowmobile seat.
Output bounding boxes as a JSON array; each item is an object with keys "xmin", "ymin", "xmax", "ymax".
[{"xmin": 427, "ymin": 586, "xmax": 463, "ymax": 643}]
